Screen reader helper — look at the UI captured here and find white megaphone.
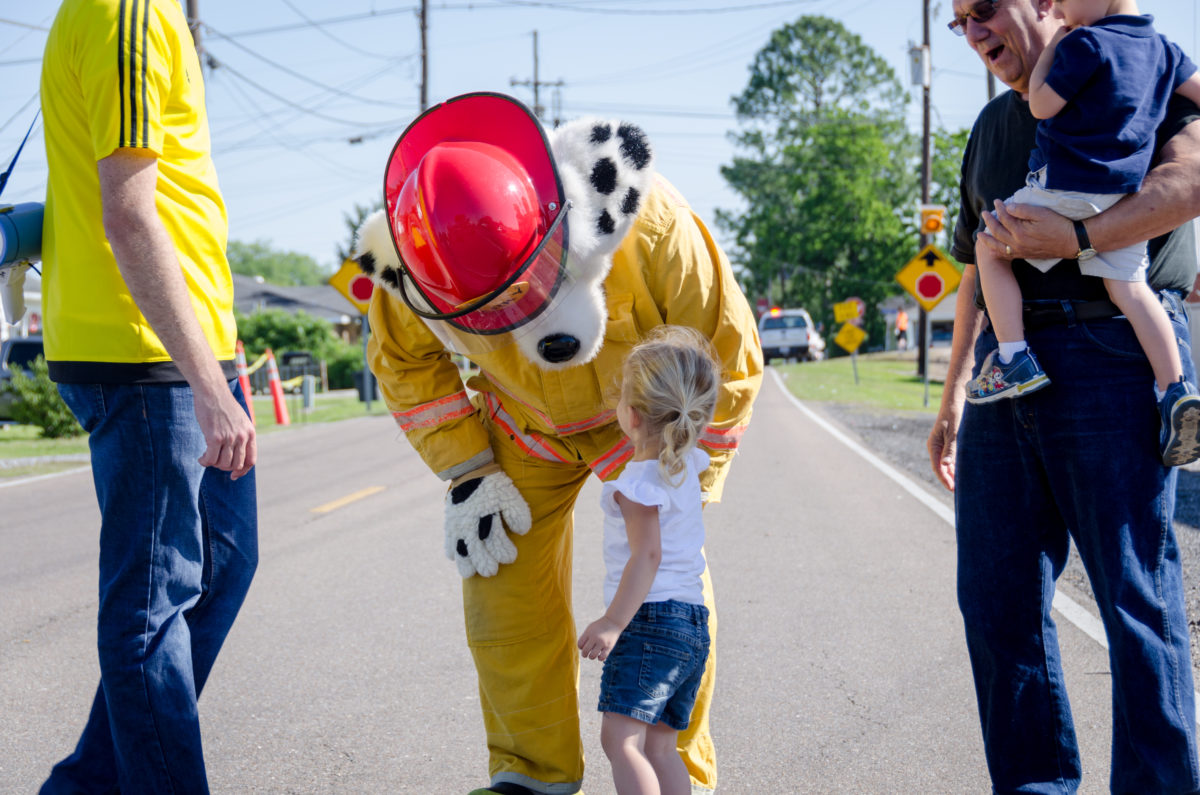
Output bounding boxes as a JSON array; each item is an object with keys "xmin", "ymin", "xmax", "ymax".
[{"xmin": 0, "ymin": 202, "xmax": 43, "ymax": 324}]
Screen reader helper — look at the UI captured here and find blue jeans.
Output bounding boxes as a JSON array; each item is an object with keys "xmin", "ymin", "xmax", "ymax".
[
  {"xmin": 597, "ymin": 600, "xmax": 710, "ymax": 731},
  {"xmin": 955, "ymin": 292, "xmax": 1199, "ymax": 794},
  {"xmin": 42, "ymin": 381, "xmax": 258, "ymax": 795}
]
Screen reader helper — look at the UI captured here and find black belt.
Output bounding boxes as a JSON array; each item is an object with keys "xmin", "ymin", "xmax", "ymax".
[{"xmin": 1022, "ymin": 299, "xmax": 1122, "ymax": 331}]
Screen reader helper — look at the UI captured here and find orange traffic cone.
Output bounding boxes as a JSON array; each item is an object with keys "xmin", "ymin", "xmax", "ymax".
[
  {"xmin": 265, "ymin": 348, "xmax": 291, "ymax": 426},
  {"xmin": 235, "ymin": 340, "xmax": 256, "ymax": 425}
]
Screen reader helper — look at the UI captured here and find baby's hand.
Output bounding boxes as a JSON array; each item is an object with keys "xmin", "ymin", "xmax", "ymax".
[{"xmin": 578, "ymin": 616, "xmax": 623, "ymax": 661}]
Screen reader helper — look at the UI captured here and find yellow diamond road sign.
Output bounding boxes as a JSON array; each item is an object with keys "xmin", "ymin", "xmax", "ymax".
[
  {"xmin": 833, "ymin": 298, "xmax": 864, "ymax": 324},
  {"xmin": 896, "ymin": 244, "xmax": 961, "ymax": 312},
  {"xmin": 834, "ymin": 322, "xmax": 866, "ymax": 353},
  {"xmin": 329, "ymin": 259, "xmax": 375, "ymax": 315}
]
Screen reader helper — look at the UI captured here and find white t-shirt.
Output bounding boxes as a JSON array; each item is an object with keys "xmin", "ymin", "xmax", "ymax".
[{"xmin": 601, "ymin": 447, "xmax": 708, "ymax": 607}]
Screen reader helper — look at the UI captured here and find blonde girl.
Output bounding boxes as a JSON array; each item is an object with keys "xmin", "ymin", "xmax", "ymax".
[{"xmin": 578, "ymin": 325, "xmax": 720, "ymax": 795}]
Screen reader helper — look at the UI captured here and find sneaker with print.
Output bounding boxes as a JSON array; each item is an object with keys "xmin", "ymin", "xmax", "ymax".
[
  {"xmin": 1160, "ymin": 379, "xmax": 1200, "ymax": 467},
  {"xmin": 966, "ymin": 348, "xmax": 1050, "ymax": 404}
]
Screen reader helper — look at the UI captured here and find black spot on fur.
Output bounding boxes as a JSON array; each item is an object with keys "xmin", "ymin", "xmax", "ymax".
[
  {"xmin": 620, "ymin": 187, "xmax": 640, "ymax": 216},
  {"xmin": 450, "ymin": 477, "xmax": 482, "ymax": 505},
  {"xmin": 617, "ymin": 124, "xmax": 651, "ymax": 170},
  {"xmin": 590, "ymin": 158, "xmax": 618, "ymax": 195},
  {"xmin": 590, "ymin": 124, "xmax": 612, "ymax": 144},
  {"xmin": 597, "ymin": 210, "xmax": 615, "ymax": 236},
  {"xmin": 478, "ymin": 515, "xmax": 493, "ymax": 541},
  {"xmin": 456, "ymin": 539, "xmax": 469, "ymax": 557},
  {"xmin": 357, "ymin": 252, "xmax": 376, "ymax": 275},
  {"xmin": 380, "ymin": 267, "xmax": 401, "ymax": 290}
]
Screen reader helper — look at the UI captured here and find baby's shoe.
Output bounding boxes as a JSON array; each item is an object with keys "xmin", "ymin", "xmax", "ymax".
[
  {"xmin": 1159, "ymin": 379, "xmax": 1200, "ymax": 467},
  {"xmin": 966, "ymin": 348, "xmax": 1050, "ymax": 404}
]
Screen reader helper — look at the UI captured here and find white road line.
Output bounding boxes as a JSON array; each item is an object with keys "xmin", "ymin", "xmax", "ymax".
[
  {"xmin": 769, "ymin": 367, "xmax": 1200, "ymax": 726},
  {"xmin": 0, "ymin": 464, "xmax": 90, "ymax": 489}
]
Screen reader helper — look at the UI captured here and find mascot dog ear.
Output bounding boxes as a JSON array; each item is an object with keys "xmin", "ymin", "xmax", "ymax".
[{"xmin": 352, "ymin": 116, "xmax": 654, "ymax": 370}]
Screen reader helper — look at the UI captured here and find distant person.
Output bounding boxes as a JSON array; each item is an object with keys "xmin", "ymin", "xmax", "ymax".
[
  {"xmin": 578, "ymin": 326, "xmax": 718, "ymax": 795},
  {"xmin": 964, "ymin": 0, "xmax": 1200, "ymax": 466},
  {"xmin": 39, "ymin": 1, "xmax": 258, "ymax": 792},
  {"xmin": 929, "ymin": 0, "xmax": 1200, "ymax": 790},
  {"xmin": 894, "ymin": 307, "xmax": 909, "ymax": 351}
]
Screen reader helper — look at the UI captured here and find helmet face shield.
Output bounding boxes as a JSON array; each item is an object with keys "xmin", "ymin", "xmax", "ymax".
[{"xmin": 382, "ymin": 92, "xmax": 569, "ymax": 356}]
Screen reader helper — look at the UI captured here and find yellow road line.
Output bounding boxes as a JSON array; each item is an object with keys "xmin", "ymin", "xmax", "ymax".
[{"xmin": 310, "ymin": 486, "xmax": 386, "ymax": 514}]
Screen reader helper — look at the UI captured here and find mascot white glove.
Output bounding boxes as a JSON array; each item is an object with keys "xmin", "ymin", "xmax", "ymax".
[{"xmin": 444, "ymin": 462, "xmax": 532, "ymax": 578}]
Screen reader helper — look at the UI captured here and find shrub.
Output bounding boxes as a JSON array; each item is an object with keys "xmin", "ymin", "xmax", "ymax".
[{"xmin": 7, "ymin": 356, "xmax": 85, "ymax": 438}]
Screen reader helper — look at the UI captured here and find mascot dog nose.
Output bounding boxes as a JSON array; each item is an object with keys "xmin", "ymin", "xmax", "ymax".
[{"xmin": 538, "ymin": 334, "xmax": 581, "ymax": 364}]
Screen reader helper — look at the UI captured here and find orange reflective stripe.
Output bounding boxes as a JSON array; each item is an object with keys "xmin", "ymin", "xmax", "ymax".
[
  {"xmin": 590, "ymin": 437, "xmax": 634, "ymax": 481},
  {"xmin": 700, "ymin": 424, "xmax": 746, "ymax": 451},
  {"xmin": 392, "ymin": 391, "xmax": 475, "ymax": 433},
  {"xmin": 483, "ymin": 394, "xmax": 569, "ymax": 463},
  {"xmin": 482, "ymin": 376, "xmax": 614, "ymax": 435}
]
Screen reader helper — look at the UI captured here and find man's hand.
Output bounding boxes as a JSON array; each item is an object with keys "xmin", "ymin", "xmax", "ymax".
[
  {"xmin": 927, "ymin": 407, "xmax": 960, "ymax": 492},
  {"xmin": 979, "ymin": 199, "xmax": 1076, "ymax": 262},
  {"xmin": 194, "ymin": 386, "xmax": 256, "ymax": 479},
  {"xmin": 578, "ymin": 616, "xmax": 623, "ymax": 661},
  {"xmin": 444, "ymin": 463, "xmax": 532, "ymax": 577}
]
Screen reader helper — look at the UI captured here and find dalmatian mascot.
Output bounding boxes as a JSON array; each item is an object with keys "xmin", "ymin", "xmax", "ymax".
[{"xmin": 353, "ymin": 92, "xmax": 762, "ymax": 795}]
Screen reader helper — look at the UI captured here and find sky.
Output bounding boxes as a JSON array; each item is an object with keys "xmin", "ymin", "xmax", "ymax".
[{"xmin": 2, "ymin": 0, "xmax": 1199, "ymax": 277}]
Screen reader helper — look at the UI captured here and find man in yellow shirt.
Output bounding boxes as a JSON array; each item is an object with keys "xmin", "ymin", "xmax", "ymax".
[{"xmin": 39, "ymin": 2, "xmax": 257, "ymax": 792}]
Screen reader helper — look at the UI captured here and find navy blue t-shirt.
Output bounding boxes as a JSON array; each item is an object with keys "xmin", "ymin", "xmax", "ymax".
[{"xmin": 1030, "ymin": 14, "xmax": 1196, "ymax": 193}]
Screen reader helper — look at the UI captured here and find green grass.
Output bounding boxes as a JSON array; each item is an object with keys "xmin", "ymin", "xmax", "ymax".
[
  {"xmin": 772, "ymin": 351, "xmax": 944, "ymax": 413},
  {"xmin": 0, "ymin": 424, "xmax": 90, "ymax": 457},
  {"xmin": 248, "ymin": 392, "xmax": 391, "ymax": 431},
  {"xmin": 0, "ymin": 393, "xmax": 390, "ymax": 473}
]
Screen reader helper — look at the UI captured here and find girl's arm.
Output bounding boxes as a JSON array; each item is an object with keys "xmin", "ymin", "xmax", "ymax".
[
  {"xmin": 578, "ymin": 494, "xmax": 662, "ymax": 660},
  {"xmin": 1176, "ymin": 73, "xmax": 1200, "ymax": 106},
  {"xmin": 1028, "ymin": 27, "xmax": 1070, "ymax": 119}
]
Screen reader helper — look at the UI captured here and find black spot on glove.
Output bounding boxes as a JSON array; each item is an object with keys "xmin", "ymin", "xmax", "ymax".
[{"xmin": 450, "ymin": 477, "xmax": 483, "ymax": 505}]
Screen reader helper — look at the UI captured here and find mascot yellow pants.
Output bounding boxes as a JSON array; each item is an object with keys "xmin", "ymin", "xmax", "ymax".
[{"xmin": 464, "ymin": 410, "xmax": 718, "ymax": 794}]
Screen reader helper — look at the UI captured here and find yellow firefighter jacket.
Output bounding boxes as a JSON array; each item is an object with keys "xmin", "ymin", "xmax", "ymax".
[{"xmin": 367, "ymin": 176, "xmax": 763, "ymax": 502}]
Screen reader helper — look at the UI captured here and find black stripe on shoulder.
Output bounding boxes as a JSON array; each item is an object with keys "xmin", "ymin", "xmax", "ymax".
[
  {"xmin": 118, "ymin": 0, "xmax": 127, "ymax": 147},
  {"xmin": 138, "ymin": 0, "xmax": 149, "ymax": 147}
]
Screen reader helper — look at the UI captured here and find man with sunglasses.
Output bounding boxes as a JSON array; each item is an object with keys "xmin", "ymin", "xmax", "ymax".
[{"xmin": 928, "ymin": 0, "xmax": 1200, "ymax": 791}]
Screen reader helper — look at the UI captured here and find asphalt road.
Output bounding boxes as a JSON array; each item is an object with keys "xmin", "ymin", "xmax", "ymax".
[{"xmin": 0, "ymin": 373, "xmax": 1139, "ymax": 793}]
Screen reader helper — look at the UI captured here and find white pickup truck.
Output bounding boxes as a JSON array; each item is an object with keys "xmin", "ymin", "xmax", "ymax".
[{"xmin": 758, "ymin": 308, "xmax": 825, "ymax": 363}]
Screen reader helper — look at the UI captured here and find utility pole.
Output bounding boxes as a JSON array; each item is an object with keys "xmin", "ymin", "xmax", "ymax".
[
  {"xmin": 917, "ymin": 0, "xmax": 932, "ymax": 380},
  {"xmin": 418, "ymin": 0, "xmax": 428, "ymax": 111},
  {"xmin": 186, "ymin": 0, "xmax": 201, "ymax": 58},
  {"xmin": 510, "ymin": 30, "xmax": 563, "ymax": 123}
]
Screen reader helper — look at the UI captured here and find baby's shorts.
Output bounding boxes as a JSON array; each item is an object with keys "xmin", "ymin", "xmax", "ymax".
[{"xmin": 597, "ymin": 599, "xmax": 710, "ymax": 731}]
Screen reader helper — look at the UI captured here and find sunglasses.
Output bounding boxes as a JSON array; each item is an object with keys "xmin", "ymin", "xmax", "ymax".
[{"xmin": 948, "ymin": 0, "xmax": 1000, "ymax": 35}]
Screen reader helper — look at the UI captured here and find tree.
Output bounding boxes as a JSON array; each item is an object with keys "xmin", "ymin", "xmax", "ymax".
[
  {"xmin": 719, "ymin": 15, "xmax": 966, "ymax": 352},
  {"xmin": 234, "ymin": 308, "xmax": 362, "ymax": 389},
  {"xmin": 7, "ymin": 357, "xmax": 84, "ymax": 438},
  {"xmin": 227, "ymin": 240, "xmax": 331, "ymax": 286},
  {"xmin": 336, "ymin": 200, "xmax": 384, "ymax": 263}
]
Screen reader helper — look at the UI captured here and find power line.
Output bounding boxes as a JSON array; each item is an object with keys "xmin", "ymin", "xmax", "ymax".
[
  {"xmin": 476, "ymin": 0, "xmax": 818, "ymax": 14},
  {"xmin": 276, "ymin": 0, "xmax": 404, "ymax": 60},
  {"xmin": 205, "ymin": 54, "xmax": 411, "ymax": 127},
  {"xmin": 203, "ymin": 23, "xmax": 414, "ymax": 109},
  {"xmin": 222, "ymin": 7, "xmax": 419, "ymax": 38},
  {"xmin": 0, "ymin": 18, "xmax": 49, "ymax": 32}
]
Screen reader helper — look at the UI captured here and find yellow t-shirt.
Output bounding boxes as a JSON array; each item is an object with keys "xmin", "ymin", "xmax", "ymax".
[{"xmin": 40, "ymin": 0, "xmax": 235, "ymax": 381}]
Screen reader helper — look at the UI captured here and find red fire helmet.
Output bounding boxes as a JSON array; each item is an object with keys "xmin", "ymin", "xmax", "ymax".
[{"xmin": 383, "ymin": 92, "xmax": 568, "ymax": 335}]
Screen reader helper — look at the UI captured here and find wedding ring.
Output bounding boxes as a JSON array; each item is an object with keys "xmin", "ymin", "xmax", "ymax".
[{"xmin": 1005, "ymin": 244, "xmax": 1012, "ymax": 256}]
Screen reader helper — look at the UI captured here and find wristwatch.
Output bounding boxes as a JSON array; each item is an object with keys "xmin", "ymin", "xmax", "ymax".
[{"xmin": 1073, "ymin": 219, "xmax": 1097, "ymax": 262}]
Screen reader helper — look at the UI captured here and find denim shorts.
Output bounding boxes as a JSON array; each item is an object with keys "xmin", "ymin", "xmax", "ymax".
[{"xmin": 597, "ymin": 600, "xmax": 710, "ymax": 731}]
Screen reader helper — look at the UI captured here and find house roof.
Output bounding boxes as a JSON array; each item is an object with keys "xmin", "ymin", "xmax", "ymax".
[{"xmin": 232, "ymin": 274, "xmax": 360, "ymax": 323}]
